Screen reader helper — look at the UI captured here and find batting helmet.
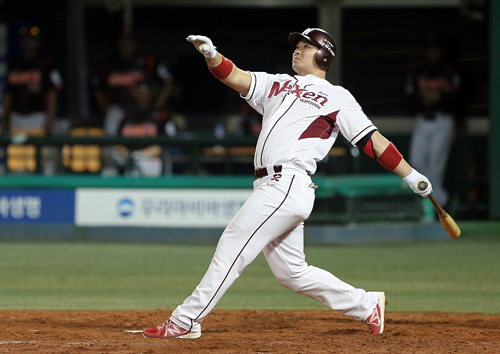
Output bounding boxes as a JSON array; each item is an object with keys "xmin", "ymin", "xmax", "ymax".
[{"xmin": 288, "ymin": 28, "xmax": 337, "ymax": 71}]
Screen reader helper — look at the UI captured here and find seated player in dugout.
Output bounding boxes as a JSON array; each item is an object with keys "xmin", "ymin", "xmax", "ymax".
[
  {"xmin": 91, "ymin": 28, "xmax": 174, "ymax": 136},
  {"xmin": 142, "ymin": 29, "xmax": 433, "ymax": 339},
  {"xmin": 109, "ymin": 79, "xmax": 176, "ymax": 176}
]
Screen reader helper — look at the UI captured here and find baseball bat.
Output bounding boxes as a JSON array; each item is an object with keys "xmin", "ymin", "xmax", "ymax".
[{"xmin": 418, "ymin": 181, "xmax": 461, "ymax": 239}]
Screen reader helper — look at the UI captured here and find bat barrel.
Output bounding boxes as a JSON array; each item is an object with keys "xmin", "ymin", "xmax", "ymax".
[{"xmin": 416, "ymin": 180, "xmax": 460, "ymax": 238}]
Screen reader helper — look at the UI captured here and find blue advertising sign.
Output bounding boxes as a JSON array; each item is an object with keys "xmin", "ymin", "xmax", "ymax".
[{"xmin": 0, "ymin": 190, "xmax": 75, "ymax": 223}]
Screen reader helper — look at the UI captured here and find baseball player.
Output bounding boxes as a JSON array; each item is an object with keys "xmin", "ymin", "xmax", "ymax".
[
  {"xmin": 91, "ymin": 28, "xmax": 174, "ymax": 137},
  {"xmin": 406, "ymin": 34, "xmax": 468, "ymax": 207},
  {"xmin": 143, "ymin": 28, "xmax": 433, "ymax": 339},
  {"xmin": 1, "ymin": 27, "xmax": 62, "ymax": 136}
]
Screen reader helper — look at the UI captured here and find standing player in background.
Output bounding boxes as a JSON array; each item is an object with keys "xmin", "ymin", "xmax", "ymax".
[
  {"xmin": 143, "ymin": 28, "xmax": 433, "ymax": 339},
  {"xmin": 1, "ymin": 26, "xmax": 62, "ymax": 136},
  {"xmin": 406, "ymin": 34, "xmax": 470, "ymax": 207},
  {"xmin": 91, "ymin": 28, "xmax": 174, "ymax": 136}
]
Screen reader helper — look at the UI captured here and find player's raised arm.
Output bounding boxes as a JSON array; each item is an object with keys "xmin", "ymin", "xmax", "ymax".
[
  {"xmin": 357, "ymin": 130, "xmax": 433, "ymax": 197},
  {"xmin": 186, "ymin": 35, "xmax": 251, "ymax": 96}
]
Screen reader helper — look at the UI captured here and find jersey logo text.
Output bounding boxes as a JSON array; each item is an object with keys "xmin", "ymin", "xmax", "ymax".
[
  {"xmin": 267, "ymin": 81, "xmax": 328, "ymax": 107},
  {"xmin": 8, "ymin": 70, "xmax": 42, "ymax": 93}
]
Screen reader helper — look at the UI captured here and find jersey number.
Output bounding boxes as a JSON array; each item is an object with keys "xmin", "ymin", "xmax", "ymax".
[{"xmin": 271, "ymin": 174, "xmax": 282, "ymax": 182}]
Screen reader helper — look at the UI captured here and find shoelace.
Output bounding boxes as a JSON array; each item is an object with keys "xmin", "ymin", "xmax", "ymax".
[{"xmin": 157, "ymin": 320, "xmax": 170, "ymax": 330}]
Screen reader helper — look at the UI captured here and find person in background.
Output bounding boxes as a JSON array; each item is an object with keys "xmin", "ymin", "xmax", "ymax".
[
  {"xmin": 238, "ymin": 103, "xmax": 262, "ymax": 136},
  {"xmin": 1, "ymin": 25, "xmax": 62, "ymax": 136},
  {"xmin": 106, "ymin": 79, "xmax": 176, "ymax": 177},
  {"xmin": 1, "ymin": 25, "xmax": 63, "ymax": 175},
  {"xmin": 406, "ymin": 34, "xmax": 470, "ymax": 207},
  {"xmin": 91, "ymin": 28, "xmax": 174, "ymax": 136}
]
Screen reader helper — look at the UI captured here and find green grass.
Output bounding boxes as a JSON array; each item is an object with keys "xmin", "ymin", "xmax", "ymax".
[{"xmin": 1, "ymin": 238, "xmax": 500, "ymax": 313}]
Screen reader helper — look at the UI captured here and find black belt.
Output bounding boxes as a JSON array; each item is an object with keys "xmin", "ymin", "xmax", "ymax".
[{"xmin": 254, "ymin": 165, "xmax": 282, "ymax": 179}]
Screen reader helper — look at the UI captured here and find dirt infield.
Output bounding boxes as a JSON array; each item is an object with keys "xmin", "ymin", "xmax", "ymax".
[{"xmin": 1, "ymin": 309, "xmax": 499, "ymax": 353}]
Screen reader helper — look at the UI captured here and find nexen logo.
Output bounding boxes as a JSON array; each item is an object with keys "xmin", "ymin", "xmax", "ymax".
[
  {"xmin": 267, "ymin": 81, "xmax": 328, "ymax": 106},
  {"xmin": 117, "ymin": 198, "xmax": 135, "ymax": 218}
]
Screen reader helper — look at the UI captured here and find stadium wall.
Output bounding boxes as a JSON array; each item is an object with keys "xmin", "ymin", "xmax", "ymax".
[{"xmin": 0, "ymin": 175, "xmax": 447, "ymax": 244}]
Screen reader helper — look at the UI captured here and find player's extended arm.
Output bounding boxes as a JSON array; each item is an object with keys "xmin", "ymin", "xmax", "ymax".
[
  {"xmin": 357, "ymin": 130, "xmax": 433, "ymax": 197},
  {"xmin": 186, "ymin": 35, "xmax": 251, "ymax": 96}
]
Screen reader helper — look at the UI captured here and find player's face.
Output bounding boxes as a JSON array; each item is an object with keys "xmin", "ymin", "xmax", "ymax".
[{"xmin": 292, "ymin": 40, "xmax": 321, "ymax": 76}]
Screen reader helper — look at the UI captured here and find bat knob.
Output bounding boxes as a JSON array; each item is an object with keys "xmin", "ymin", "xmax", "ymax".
[{"xmin": 418, "ymin": 181, "xmax": 428, "ymax": 191}]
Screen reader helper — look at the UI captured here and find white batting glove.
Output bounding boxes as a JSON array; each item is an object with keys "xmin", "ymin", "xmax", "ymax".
[
  {"xmin": 403, "ymin": 168, "xmax": 433, "ymax": 197},
  {"xmin": 186, "ymin": 35, "xmax": 217, "ymax": 58}
]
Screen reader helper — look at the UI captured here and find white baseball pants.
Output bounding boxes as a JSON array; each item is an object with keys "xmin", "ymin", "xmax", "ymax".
[
  {"xmin": 409, "ymin": 113, "xmax": 455, "ymax": 206},
  {"xmin": 171, "ymin": 164, "xmax": 378, "ymax": 333},
  {"xmin": 10, "ymin": 111, "xmax": 46, "ymax": 131}
]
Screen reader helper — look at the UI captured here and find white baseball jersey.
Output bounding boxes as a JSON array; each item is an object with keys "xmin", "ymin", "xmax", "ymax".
[{"xmin": 242, "ymin": 72, "xmax": 377, "ymax": 174}]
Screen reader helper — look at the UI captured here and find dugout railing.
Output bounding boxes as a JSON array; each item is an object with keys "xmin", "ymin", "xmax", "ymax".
[
  {"xmin": 0, "ymin": 132, "xmax": 260, "ymax": 175},
  {"xmin": 0, "ymin": 132, "xmax": 365, "ymax": 176}
]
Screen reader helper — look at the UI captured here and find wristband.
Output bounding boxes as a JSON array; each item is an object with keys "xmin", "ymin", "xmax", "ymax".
[
  {"xmin": 208, "ymin": 55, "xmax": 234, "ymax": 80},
  {"xmin": 403, "ymin": 169, "xmax": 420, "ymax": 183},
  {"xmin": 376, "ymin": 142, "xmax": 403, "ymax": 171}
]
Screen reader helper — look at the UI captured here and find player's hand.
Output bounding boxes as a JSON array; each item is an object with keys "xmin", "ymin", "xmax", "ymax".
[
  {"xmin": 186, "ymin": 35, "xmax": 217, "ymax": 58},
  {"xmin": 403, "ymin": 169, "xmax": 433, "ymax": 197}
]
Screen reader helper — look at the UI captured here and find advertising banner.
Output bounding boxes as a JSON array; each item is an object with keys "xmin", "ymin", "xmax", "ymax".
[
  {"xmin": 0, "ymin": 190, "xmax": 75, "ymax": 223},
  {"xmin": 75, "ymin": 188, "xmax": 251, "ymax": 227}
]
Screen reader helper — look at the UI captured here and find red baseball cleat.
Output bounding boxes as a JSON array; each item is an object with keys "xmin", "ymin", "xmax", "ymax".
[
  {"xmin": 365, "ymin": 292, "xmax": 386, "ymax": 334},
  {"xmin": 143, "ymin": 320, "xmax": 201, "ymax": 339}
]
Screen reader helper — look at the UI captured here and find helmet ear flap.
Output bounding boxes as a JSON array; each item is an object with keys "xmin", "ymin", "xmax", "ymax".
[{"xmin": 315, "ymin": 48, "xmax": 331, "ymax": 71}]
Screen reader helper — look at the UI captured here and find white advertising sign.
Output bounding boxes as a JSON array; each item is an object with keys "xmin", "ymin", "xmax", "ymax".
[{"xmin": 75, "ymin": 188, "xmax": 252, "ymax": 227}]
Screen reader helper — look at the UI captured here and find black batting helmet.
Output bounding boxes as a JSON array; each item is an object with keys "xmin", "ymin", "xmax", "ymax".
[{"xmin": 288, "ymin": 28, "xmax": 337, "ymax": 71}]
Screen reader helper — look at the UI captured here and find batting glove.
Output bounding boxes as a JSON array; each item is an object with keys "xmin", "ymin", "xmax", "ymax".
[
  {"xmin": 186, "ymin": 35, "xmax": 217, "ymax": 58},
  {"xmin": 403, "ymin": 168, "xmax": 433, "ymax": 197}
]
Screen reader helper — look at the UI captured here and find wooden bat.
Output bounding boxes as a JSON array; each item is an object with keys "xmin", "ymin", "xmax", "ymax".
[{"xmin": 418, "ymin": 181, "xmax": 461, "ymax": 239}]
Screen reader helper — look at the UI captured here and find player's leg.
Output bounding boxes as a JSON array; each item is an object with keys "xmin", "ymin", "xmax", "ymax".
[
  {"xmin": 165, "ymin": 172, "xmax": 314, "ymax": 334},
  {"xmin": 9, "ymin": 112, "xmax": 25, "ymax": 131},
  {"xmin": 408, "ymin": 115, "xmax": 431, "ymax": 174},
  {"xmin": 103, "ymin": 104, "xmax": 125, "ymax": 136},
  {"xmin": 263, "ymin": 223, "xmax": 378, "ymax": 321},
  {"xmin": 101, "ymin": 105, "xmax": 127, "ymax": 176},
  {"xmin": 427, "ymin": 113, "xmax": 455, "ymax": 205},
  {"xmin": 23, "ymin": 112, "xmax": 57, "ymax": 174}
]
